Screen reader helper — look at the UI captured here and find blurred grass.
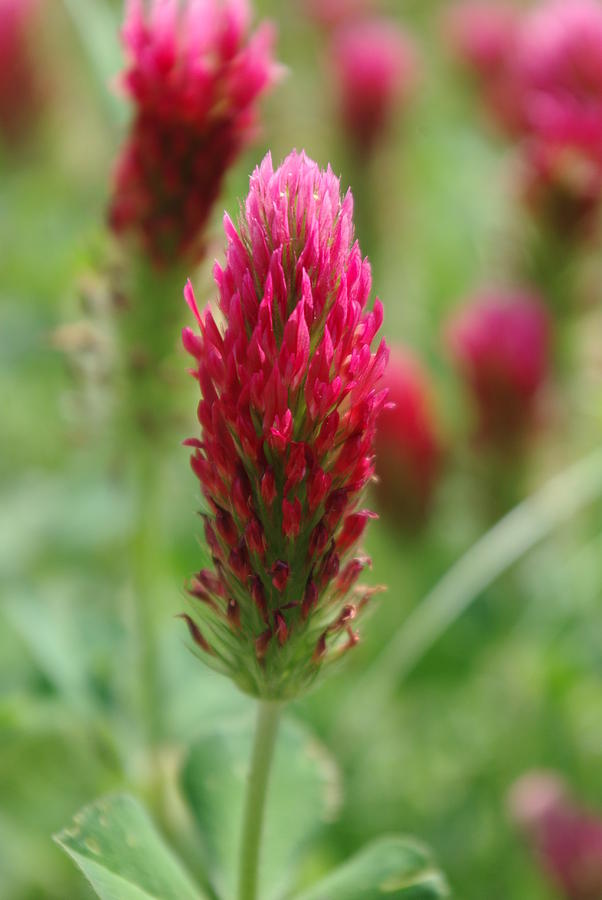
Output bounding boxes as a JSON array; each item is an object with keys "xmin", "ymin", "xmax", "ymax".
[{"xmin": 1, "ymin": 1, "xmax": 601, "ymax": 899}]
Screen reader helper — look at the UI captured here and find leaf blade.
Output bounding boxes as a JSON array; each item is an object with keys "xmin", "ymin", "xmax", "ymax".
[
  {"xmin": 295, "ymin": 835, "xmax": 450, "ymax": 900},
  {"xmin": 54, "ymin": 793, "xmax": 205, "ymax": 900}
]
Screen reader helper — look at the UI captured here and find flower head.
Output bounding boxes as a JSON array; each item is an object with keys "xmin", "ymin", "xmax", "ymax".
[
  {"xmin": 513, "ymin": 0, "xmax": 602, "ymax": 235},
  {"xmin": 109, "ymin": 0, "xmax": 280, "ymax": 267},
  {"xmin": 0, "ymin": 0, "xmax": 43, "ymax": 145},
  {"xmin": 374, "ymin": 349, "xmax": 442, "ymax": 528},
  {"xmin": 331, "ymin": 19, "xmax": 417, "ymax": 157},
  {"xmin": 182, "ymin": 150, "xmax": 388, "ymax": 698},
  {"xmin": 510, "ymin": 772, "xmax": 602, "ymax": 900},
  {"xmin": 446, "ymin": 289, "xmax": 551, "ymax": 450}
]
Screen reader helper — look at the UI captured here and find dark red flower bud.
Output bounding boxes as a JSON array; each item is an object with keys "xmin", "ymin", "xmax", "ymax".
[
  {"xmin": 178, "ymin": 614, "xmax": 212, "ymax": 654},
  {"xmin": 256, "ymin": 627, "xmax": 272, "ymax": 661},
  {"xmin": 216, "ymin": 508, "xmax": 238, "ymax": 547},
  {"xmin": 251, "ymin": 576, "xmax": 269, "ymax": 622},
  {"xmin": 245, "ymin": 517, "xmax": 267, "ymax": 557},
  {"xmin": 302, "ymin": 579, "xmax": 319, "ymax": 619},
  {"xmin": 282, "ymin": 497, "xmax": 302, "ymax": 540},
  {"xmin": 261, "ymin": 468, "xmax": 277, "ymax": 508},
  {"xmin": 274, "ymin": 610, "xmax": 288, "ymax": 645},
  {"xmin": 271, "ymin": 560, "xmax": 290, "ymax": 592},
  {"xmin": 337, "ymin": 510, "xmax": 377, "ymax": 553}
]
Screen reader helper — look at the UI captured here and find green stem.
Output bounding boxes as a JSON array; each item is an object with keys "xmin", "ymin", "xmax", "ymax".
[
  {"xmin": 238, "ymin": 700, "xmax": 283, "ymax": 900},
  {"xmin": 131, "ymin": 449, "xmax": 163, "ymax": 745}
]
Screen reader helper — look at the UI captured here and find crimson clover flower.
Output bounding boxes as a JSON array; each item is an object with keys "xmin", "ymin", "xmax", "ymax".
[
  {"xmin": 510, "ymin": 772, "xmax": 602, "ymax": 900},
  {"xmin": 181, "ymin": 150, "xmax": 388, "ymax": 699},
  {"xmin": 374, "ymin": 349, "xmax": 443, "ymax": 528},
  {"xmin": 109, "ymin": 0, "xmax": 280, "ymax": 267},
  {"xmin": 331, "ymin": 19, "xmax": 417, "ymax": 158},
  {"xmin": 446, "ymin": 289, "xmax": 551, "ymax": 451},
  {"xmin": 513, "ymin": 0, "xmax": 602, "ymax": 235}
]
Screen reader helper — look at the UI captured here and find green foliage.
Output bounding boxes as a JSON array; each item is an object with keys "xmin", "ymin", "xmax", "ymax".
[
  {"xmin": 181, "ymin": 716, "xmax": 340, "ymax": 899},
  {"xmin": 296, "ymin": 836, "xmax": 449, "ymax": 900},
  {"xmin": 54, "ymin": 794, "xmax": 205, "ymax": 900}
]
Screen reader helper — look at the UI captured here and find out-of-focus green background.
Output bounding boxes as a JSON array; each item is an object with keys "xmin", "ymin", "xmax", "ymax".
[{"xmin": 1, "ymin": 1, "xmax": 601, "ymax": 898}]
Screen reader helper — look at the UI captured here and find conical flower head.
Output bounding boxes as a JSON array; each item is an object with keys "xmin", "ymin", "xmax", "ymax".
[
  {"xmin": 109, "ymin": 0, "xmax": 280, "ymax": 267},
  {"xmin": 182, "ymin": 150, "xmax": 388, "ymax": 699},
  {"xmin": 446, "ymin": 289, "xmax": 551, "ymax": 450}
]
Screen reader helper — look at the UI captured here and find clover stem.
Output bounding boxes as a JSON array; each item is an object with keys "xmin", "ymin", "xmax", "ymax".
[{"xmin": 238, "ymin": 699, "xmax": 283, "ymax": 900}]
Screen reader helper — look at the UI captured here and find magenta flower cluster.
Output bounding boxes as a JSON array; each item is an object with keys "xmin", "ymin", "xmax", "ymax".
[
  {"xmin": 331, "ymin": 19, "xmax": 417, "ymax": 157},
  {"xmin": 182, "ymin": 150, "xmax": 388, "ymax": 697},
  {"xmin": 447, "ymin": 0, "xmax": 602, "ymax": 234},
  {"xmin": 511, "ymin": 772, "xmax": 602, "ymax": 900},
  {"xmin": 109, "ymin": 0, "xmax": 279, "ymax": 266},
  {"xmin": 446, "ymin": 290, "xmax": 551, "ymax": 449}
]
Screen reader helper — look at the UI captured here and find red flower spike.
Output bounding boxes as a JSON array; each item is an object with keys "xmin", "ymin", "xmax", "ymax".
[
  {"xmin": 182, "ymin": 151, "xmax": 387, "ymax": 698},
  {"xmin": 109, "ymin": 0, "xmax": 281, "ymax": 266},
  {"xmin": 331, "ymin": 19, "xmax": 418, "ymax": 158}
]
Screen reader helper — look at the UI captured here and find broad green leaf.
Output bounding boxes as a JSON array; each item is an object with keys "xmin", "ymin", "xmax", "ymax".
[
  {"xmin": 54, "ymin": 793, "xmax": 205, "ymax": 900},
  {"xmin": 295, "ymin": 835, "xmax": 450, "ymax": 899},
  {"xmin": 181, "ymin": 716, "xmax": 340, "ymax": 900}
]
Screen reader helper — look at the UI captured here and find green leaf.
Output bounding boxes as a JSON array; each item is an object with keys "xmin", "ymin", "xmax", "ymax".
[
  {"xmin": 181, "ymin": 716, "xmax": 340, "ymax": 900},
  {"xmin": 295, "ymin": 835, "xmax": 450, "ymax": 899},
  {"xmin": 54, "ymin": 793, "xmax": 205, "ymax": 900}
]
